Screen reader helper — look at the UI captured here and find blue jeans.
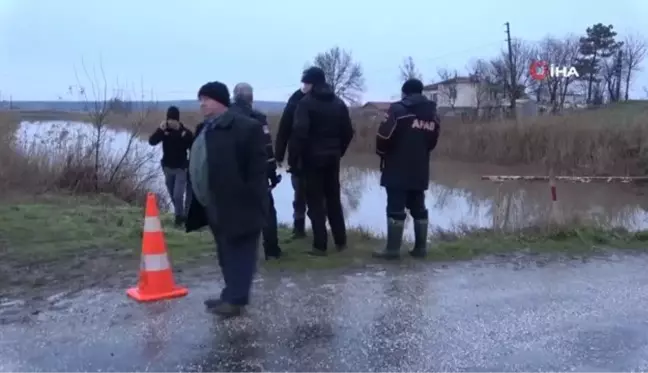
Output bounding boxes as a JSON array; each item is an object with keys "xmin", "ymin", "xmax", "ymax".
[{"xmin": 163, "ymin": 167, "xmax": 187, "ymax": 218}]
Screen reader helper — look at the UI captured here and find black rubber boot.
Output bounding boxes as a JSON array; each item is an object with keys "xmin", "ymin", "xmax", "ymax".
[
  {"xmin": 292, "ymin": 218, "xmax": 306, "ymax": 239},
  {"xmin": 409, "ymin": 219, "xmax": 428, "ymax": 258},
  {"xmin": 372, "ymin": 218, "xmax": 404, "ymax": 260}
]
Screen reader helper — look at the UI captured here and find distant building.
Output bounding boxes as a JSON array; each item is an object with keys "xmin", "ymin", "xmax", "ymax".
[
  {"xmin": 362, "ymin": 101, "xmax": 392, "ymax": 113},
  {"xmin": 423, "ymin": 76, "xmax": 503, "ymax": 118}
]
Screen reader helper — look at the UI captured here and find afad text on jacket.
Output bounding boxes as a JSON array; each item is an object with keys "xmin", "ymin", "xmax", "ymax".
[{"xmin": 376, "ymin": 94, "xmax": 440, "ymax": 190}]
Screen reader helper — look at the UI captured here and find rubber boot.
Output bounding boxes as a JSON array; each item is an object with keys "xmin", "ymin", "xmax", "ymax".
[
  {"xmin": 409, "ymin": 219, "xmax": 428, "ymax": 258},
  {"xmin": 372, "ymin": 218, "xmax": 404, "ymax": 260},
  {"xmin": 292, "ymin": 218, "xmax": 306, "ymax": 239}
]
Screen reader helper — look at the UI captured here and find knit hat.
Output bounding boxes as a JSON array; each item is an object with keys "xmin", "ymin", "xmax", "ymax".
[
  {"xmin": 198, "ymin": 81, "xmax": 231, "ymax": 107},
  {"xmin": 401, "ymin": 78, "xmax": 424, "ymax": 95},
  {"xmin": 166, "ymin": 106, "xmax": 180, "ymax": 121},
  {"xmin": 301, "ymin": 66, "xmax": 326, "ymax": 85}
]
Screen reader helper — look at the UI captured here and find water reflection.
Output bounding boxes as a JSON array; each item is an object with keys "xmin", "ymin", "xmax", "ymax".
[{"xmin": 15, "ymin": 121, "xmax": 648, "ymax": 237}]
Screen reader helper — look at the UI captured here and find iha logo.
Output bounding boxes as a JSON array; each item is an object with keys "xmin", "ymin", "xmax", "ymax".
[{"xmin": 529, "ymin": 60, "xmax": 579, "ymax": 80}]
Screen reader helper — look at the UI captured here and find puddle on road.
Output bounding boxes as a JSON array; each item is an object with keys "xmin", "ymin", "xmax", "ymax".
[{"xmin": 15, "ymin": 121, "xmax": 648, "ymax": 237}]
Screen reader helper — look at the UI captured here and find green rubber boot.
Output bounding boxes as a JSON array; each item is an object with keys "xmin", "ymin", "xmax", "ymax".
[
  {"xmin": 372, "ymin": 218, "xmax": 404, "ymax": 260},
  {"xmin": 409, "ymin": 219, "xmax": 428, "ymax": 258}
]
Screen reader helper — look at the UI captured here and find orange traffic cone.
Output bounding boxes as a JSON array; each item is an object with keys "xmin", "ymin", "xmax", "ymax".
[{"xmin": 126, "ymin": 193, "xmax": 189, "ymax": 302}]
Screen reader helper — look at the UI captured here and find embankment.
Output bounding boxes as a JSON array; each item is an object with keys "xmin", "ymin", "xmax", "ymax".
[
  {"xmin": 4, "ymin": 106, "xmax": 648, "ymax": 298},
  {"xmin": 2, "ymin": 193, "xmax": 648, "ymax": 297}
]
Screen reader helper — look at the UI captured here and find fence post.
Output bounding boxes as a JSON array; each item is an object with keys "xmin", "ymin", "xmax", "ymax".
[
  {"xmin": 548, "ymin": 167, "xmax": 561, "ymax": 225},
  {"xmin": 493, "ymin": 183, "xmax": 501, "ymax": 230}
]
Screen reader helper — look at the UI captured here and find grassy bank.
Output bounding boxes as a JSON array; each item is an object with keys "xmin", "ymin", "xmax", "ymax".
[
  {"xmin": 0, "ymin": 111, "xmax": 160, "ymax": 205},
  {"xmin": 10, "ymin": 101, "xmax": 648, "ymax": 176},
  {"xmin": 2, "ymin": 194, "xmax": 648, "ymax": 292}
]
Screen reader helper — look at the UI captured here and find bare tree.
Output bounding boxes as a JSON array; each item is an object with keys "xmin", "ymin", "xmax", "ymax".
[
  {"xmin": 312, "ymin": 46, "xmax": 365, "ymax": 104},
  {"xmin": 623, "ymin": 34, "xmax": 647, "ymax": 100},
  {"xmin": 69, "ymin": 60, "xmax": 158, "ymax": 195},
  {"xmin": 490, "ymin": 39, "xmax": 535, "ymax": 104},
  {"xmin": 436, "ymin": 68, "xmax": 459, "ymax": 110},
  {"xmin": 466, "ymin": 59, "xmax": 500, "ymax": 119},
  {"xmin": 530, "ymin": 35, "xmax": 581, "ymax": 111},
  {"xmin": 399, "ymin": 56, "xmax": 422, "ymax": 82},
  {"xmin": 601, "ymin": 51, "xmax": 624, "ymax": 102}
]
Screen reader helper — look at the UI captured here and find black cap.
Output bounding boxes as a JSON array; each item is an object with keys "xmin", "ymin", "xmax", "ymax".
[
  {"xmin": 301, "ymin": 66, "xmax": 326, "ymax": 85},
  {"xmin": 401, "ymin": 78, "xmax": 424, "ymax": 95},
  {"xmin": 166, "ymin": 106, "xmax": 180, "ymax": 121},
  {"xmin": 197, "ymin": 81, "xmax": 231, "ymax": 107}
]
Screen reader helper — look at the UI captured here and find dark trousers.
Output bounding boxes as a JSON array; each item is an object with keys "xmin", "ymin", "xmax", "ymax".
[
  {"xmin": 185, "ymin": 177, "xmax": 193, "ymax": 218},
  {"xmin": 385, "ymin": 188, "xmax": 428, "ymax": 221},
  {"xmin": 262, "ymin": 192, "xmax": 280, "ymax": 255},
  {"xmin": 291, "ymin": 174, "xmax": 307, "ymax": 220},
  {"xmin": 303, "ymin": 162, "xmax": 347, "ymax": 251},
  {"xmin": 206, "ymin": 206, "xmax": 259, "ymax": 306}
]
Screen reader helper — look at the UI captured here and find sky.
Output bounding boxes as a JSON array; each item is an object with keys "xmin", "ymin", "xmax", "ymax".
[{"xmin": 1, "ymin": 0, "xmax": 647, "ymax": 102}]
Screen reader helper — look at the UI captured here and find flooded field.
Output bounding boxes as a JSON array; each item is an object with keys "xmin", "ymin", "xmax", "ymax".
[{"xmin": 14, "ymin": 121, "xmax": 648, "ymax": 237}]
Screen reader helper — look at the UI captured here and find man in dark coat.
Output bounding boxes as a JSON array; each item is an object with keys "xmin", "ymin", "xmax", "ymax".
[
  {"xmin": 185, "ymin": 81, "xmax": 268, "ymax": 317},
  {"xmin": 148, "ymin": 106, "xmax": 193, "ymax": 226},
  {"xmin": 374, "ymin": 78, "xmax": 441, "ymax": 259},
  {"xmin": 274, "ymin": 88, "xmax": 308, "ymax": 239},
  {"xmin": 290, "ymin": 66, "xmax": 355, "ymax": 256},
  {"xmin": 230, "ymin": 82, "xmax": 283, "ymax": 260}
]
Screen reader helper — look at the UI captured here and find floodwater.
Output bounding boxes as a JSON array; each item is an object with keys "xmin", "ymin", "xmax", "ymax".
[{"xmin": 15, "ymin": 121, "xmax": 648, "ymax": 237}]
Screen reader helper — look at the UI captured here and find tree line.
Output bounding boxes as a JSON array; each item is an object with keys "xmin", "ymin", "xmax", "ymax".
[{"xmin": 310, "ymin": 23, "xmax": 646, "ymax": 113}]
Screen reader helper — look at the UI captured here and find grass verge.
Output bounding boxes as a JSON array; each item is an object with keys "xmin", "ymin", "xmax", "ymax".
[{"xmin": 2, "ymin": 194, "xmax": 648, "ymax": 288}]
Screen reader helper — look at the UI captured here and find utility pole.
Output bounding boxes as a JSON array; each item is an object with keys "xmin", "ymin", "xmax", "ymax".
[
  {"xmin": 615, "ymin": 49, "xmax": 623, "ymax": 102},
  {"xmin": 505, "ymin": 22, "xmax": 517, "ymax": 116}
]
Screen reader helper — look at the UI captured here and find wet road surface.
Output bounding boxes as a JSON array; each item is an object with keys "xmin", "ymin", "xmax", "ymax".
[{"xmin": 4, "ymin": 254, "xmax": 648, "ymax": 371}]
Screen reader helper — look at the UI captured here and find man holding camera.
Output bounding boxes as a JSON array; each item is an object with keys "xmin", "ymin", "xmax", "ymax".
[{"xmin": 148, "ymin": 106, "xmax": 193, "ymax": 227}]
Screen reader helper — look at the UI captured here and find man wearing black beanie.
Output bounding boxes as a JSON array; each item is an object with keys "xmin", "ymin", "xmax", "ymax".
[
  {"xmin": 374, "ymin": 78, "xmax": 441, "ymax": 260},
  {"xmin": 290, "ymin": 66, "xmax": 355, "ymax": 256},
  {"xmin": 185, "ymin": 80, "xmax": 268, "ymax": 318},
  {"xmin": 275, "ymin": 88, "xmax": 308, "ymax": 240},
  {"xmin": 148, "ymin": 105, "xmax": 193, "ymax": 227}
]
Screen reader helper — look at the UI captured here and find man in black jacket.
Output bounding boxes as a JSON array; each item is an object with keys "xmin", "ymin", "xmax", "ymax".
[
  {"xmin": 230, "ymin": 82, "xmax": 283, "ymax": 260},
  {"xmin": 148, "ymin": 106, "xmax": 193, "ymax": 226},
  {"xmin": 274, "ymin": 88, "xmax": 308, "ymax": 239},
  {"xmin": 374, "ymin": 78, "xmax": 441, "ymax": 260},
  {"xmin": 185, "ymin": 81, "xmax": 268, "ymax": 317},
  {"xmin": 290, "ymin": 66, "xmax": 355, "ymax": 256}
]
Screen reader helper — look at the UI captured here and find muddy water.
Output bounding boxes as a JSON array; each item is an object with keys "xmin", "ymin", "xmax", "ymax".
[{"xmin": 15, "ymin": 121, "xmax": 648, "ymax": 237}]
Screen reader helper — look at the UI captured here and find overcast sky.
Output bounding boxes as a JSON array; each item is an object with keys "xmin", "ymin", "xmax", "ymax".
[{"xmin": 1, "ymin": 0, "xmax": 646, "ymax": 102}]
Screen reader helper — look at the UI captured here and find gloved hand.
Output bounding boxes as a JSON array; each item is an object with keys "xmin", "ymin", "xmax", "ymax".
[{"xmin": 269, "ymin": 173, "xmax": 282, "ymax": 188}]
